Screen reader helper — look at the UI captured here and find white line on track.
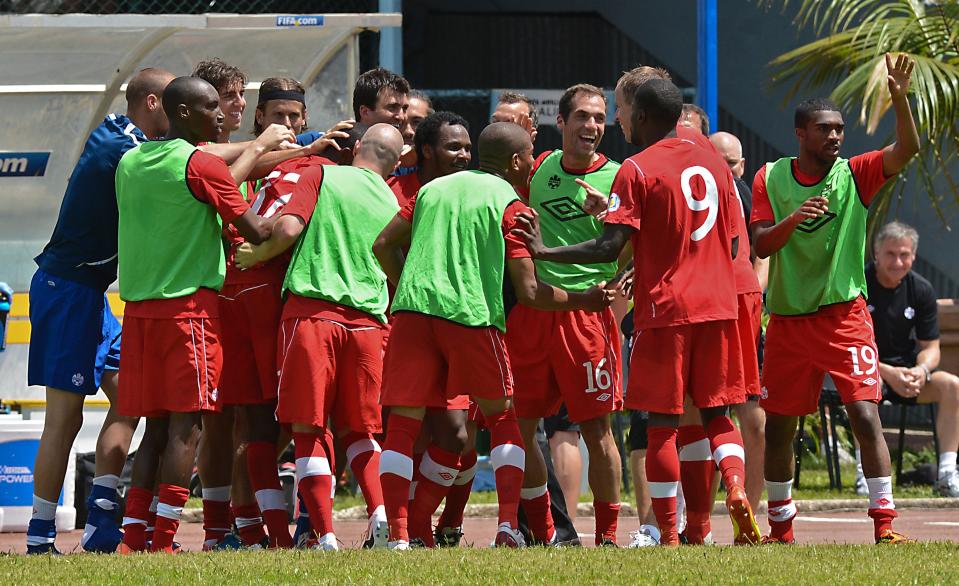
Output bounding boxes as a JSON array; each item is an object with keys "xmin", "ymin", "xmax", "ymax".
[
  {"xmin": 793, "ymin": 517, "xmax": 869, "ymax": 524},
  {"xmin": 925, "ymin": 522, "xmax": 959, "ymax": 527}
]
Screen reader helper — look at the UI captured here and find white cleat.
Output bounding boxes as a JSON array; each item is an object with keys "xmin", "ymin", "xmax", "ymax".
[
  {"xmin": 626, "ymin": 524, "xmax": 660, "ymax": 548},
  {"xmin": 934, "ymin": 472, "xmax": 959, "ymax": 498},
  {"xmin": 363, "ymin": 506, "xmax": 390, "ymax": 549},
  {"xmin": 388, "ymin": 540, "xmax": 411, "ymax": 551},
  {"xmin": 312, "ymin": 532, "xmax": 339, "ymax": 551}
]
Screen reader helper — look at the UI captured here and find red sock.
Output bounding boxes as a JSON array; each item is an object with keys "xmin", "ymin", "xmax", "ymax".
[
  {"xmin": 678, "ymin": 425, "xmax": 714, "ymax": 543},
  {"xmin": 121, "ymin": 486, "xmax": 152, "ymax": 551},
  {"xmin": 293, "ymin": 432, "xmax": 335, "ymax": 538},
  {"xmin": 344, "ymin": 432, "xmax": 385, "ymax": 517},
  {"xmin": 409, "ymin": 452, "xmax": 424, "ymax": 504},
  {"xmin": 485, "ymin": 409, "xmax": 525, "ymax": 528},
  {"xmin": 321, "ymin": 428, "xmax": 337, "ymax": 508},
  {"xmin": 379, "ymin": 414, "xmax": 422, "ymax": 542},
  {"xmin": 520, "ymin": 484, "xmax": 555, "ymax": 543},
  {"xmin": 201, "ymin": 486, "xmax": 232, "ymax": 545},
  {"xmin": 151, "ymin": 484, "xmax": 190, "ymax": 552},
  {"xmin": 145, "ymin": 498, "xmax": 158, "ymax": 543},
  {"xmin": 594, "ymin": 500, "xmax": 621, "ymax": 545},
  {"xmin": 437, "ymin": 449, "xmax": 477, "ymax": 530},
  {"xmin": 233, "ymin": 503, "xmax": 266, "ymax": 546},
  {"xmin": 646, "ymin": 426, "xmax": 680, "ymax": 545},
  {"xmin": 705, "ymin": 416, "xmax": 746, "ymax": 491},
  {"xmin": 768, "ymin": 499, "xmax": 797, "ymax": 541},
  {"xmin": 246, "ymin": 441, "xmax": 293, "ymax": 548},
  {"xmin": 409, "ymin": 445, "xmax": 460, "ymax": 547}
]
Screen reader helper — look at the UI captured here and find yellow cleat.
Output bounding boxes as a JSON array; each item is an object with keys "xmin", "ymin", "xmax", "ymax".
[
  {"xmin": 726, "ymin": 485, "xmax": 761, "ymax": 545},
  {"xmin": 876, "ymin": 529, "xmax": 915, "ymax": 544}
]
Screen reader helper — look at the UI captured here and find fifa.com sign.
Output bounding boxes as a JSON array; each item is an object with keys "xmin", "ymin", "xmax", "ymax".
[{"xmin": 0, "ymin": 152, "xmax": 50, "ymax": 177}]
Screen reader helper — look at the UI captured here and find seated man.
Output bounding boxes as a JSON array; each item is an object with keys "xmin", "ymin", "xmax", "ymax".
[{"xmin": 865, "ymin": 221, "xmax": 959, "ymax": 496}]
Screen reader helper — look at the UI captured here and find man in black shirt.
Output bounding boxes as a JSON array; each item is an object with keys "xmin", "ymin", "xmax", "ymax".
[{"xmin": 866, "ymin": 221, "xmax": 959, "ymax": 497}]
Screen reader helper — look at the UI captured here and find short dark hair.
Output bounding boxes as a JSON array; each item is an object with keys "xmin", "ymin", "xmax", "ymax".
[
  {"xmin": 191, "ymin": 58, "xmax": 246, "ymax": 94},
  {"xmin": 559, "ymin": 84, "xmax": 607, "ymax": 122},
  {"xmin": 682, "ymin": 103, "xmax": 710, "ymax": 135},
  {"xmin": 414, "ymin": 111, "xmax": 469, "ymax": 161},
  {"xmin": 253, "ymin": 77, "xmax": 306, "ymax": 135},
  {"xmin": 794, "ymin": 98, "xmax": 841, "ymax": 129},
  {"xmin": 352, "ymin": 67, "xmax": 410, "ymax": 119},
  {"xmin": 409, "ymin": 89, "xmax": 434, "ymax": 114},
  {"xmin": 498, "ymin": 91, "xmax": 539, "ymax": 128},
  {"xmin": 634, "ymin": 79, "xmax": 683, "ymax": 128}
]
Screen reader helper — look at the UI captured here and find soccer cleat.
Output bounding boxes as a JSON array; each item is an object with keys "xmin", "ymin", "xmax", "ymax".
[
  {"xmin": 388, "ymin": 540, "xmax": 411, "ymax": 551},
  {"xmin": 209, "ymin": 533, "xmax": 243, "ymax": 551},
  {"xmin": 760, "ymin": 535, "xmax": 796, "ymax": 545},
  {"xmin": 597, "ymin": 538, "xmax": 619, "ymax": 547},
  {"xmin": 876, "ymin": 529, "xmax": 914, "ymax": 544},
  {"xmin": 362, "ymin": 516, "xmax": 390, "ymax": 549},
  {"xmin": 854, "ymin": 473, "xmax": 869, "ymax": 497},
  {"xmin": 434, "ymin": 526, "xmax": 464, "ymax": 548},
  {"xmin": 933, "ymin": 473, "xmax": 959, "ymax": 498},
  {"xmin": 626, "ymin": 525, "xmax": 660, "ymax": 548},
  {"xmin": 726, "ymin": 485, "xmax": 761, "ymax": 545},
  {"xmin": 26, "ymin": 543, "xmax": 62, "ymax": 555},
  {"xmin": 294, "ymin": 534, "xmax": 318, "ymax": 550},
  {"xmin": 312, "ymin": 533, "xmax": 339, "ymax": 551},
  {"xmin": 492, "ymin": 522, "xmax": 526, "ymax": 548}
]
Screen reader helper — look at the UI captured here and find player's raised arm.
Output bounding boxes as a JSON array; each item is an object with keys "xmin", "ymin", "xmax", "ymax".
[
  {"xmin": 373, "ymin": 213, "xmax": 412, "ymax": 286},
  {"xmin": 222, "ymin": 123, "xmax": 295, "ymax": 184},
  {"xmin": 881, "ymin": 53, "xmax": 919, "ymax": 177},
  {"xmin": 512, "ymin": 210, "xmax": 633, "ymax": 264}
]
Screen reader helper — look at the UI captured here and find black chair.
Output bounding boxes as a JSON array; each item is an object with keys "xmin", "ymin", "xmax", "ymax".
[
  {"xmin": 891, "ymin": 401, "xmax": 940, "ymax": 487},
  {"xmin": 794, "ymin": 376, "xmax": 848, "ymax": 490}
]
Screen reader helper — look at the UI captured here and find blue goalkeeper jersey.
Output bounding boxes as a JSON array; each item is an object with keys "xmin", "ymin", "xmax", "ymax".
[{"xmin": 35, "ymin": 114, "xmax": 148, "ymax": 291}]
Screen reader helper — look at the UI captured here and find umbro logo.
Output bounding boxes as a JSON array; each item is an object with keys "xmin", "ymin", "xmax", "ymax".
[
  {"xmin": 597, "ymin": 393, "xmax": 611, "ymax": 402},
  {"xmin": 547, "ymin": 174, "xmax": 561, "ymax": 189},
  {"xmin": 864, "ymin": 378, "xmax": 877, "ymax": 386},
  {"xmin": 796, "ymin": 211, "xmax": 837, "ymax": 233},
  {"xmin": 542, "ymin": 196, "xmax": 588, "ymax": 222},
  {"xmin": 439, "ymin": 471, "xmax": 455, "ymax": 481}
]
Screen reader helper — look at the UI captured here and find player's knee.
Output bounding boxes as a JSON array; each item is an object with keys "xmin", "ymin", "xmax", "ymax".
[{"xmin": 579, "ymin": 417, "xmax": 611, "ymax": 446}]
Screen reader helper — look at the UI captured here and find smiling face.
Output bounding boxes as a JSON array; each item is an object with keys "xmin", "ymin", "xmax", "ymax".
[
  {"xmin": 559, "ymin": 91, "xmax": 606, "ymax": 161},
  {"xmin": 362, "ymin": 88, "xmax": 409, "ymax": 130},
  {"xmin": 875, "ymin": 236, "xmax": 916, "ymax": 287},
  {"xmin": 217, "ymin": 81, "xmax": 246, "ymax": 133},
  {"xmin": 426, "ymin": 123, "xmax": 472, "ymax": 177},
  {"xmin": 798, "ymin": 109, "xmax": 845, "ymax": 166}
]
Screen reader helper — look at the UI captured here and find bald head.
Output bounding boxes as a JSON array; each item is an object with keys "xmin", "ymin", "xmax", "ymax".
[
  {"xmin": 354, "ymin": 123, "xmax": 404, "ymax": 178},
  {"xmin": 126, "ymin": 68, "xmax": 175, "ymax": 108},
  {"xmin": 709, "ymin": 131, "xmax": 745, "ymax": 178},
  {"xmin": 477, "ymin": 122, "xmax": 534, "ymax": 189},
  {"xmin": 162, "ymin": 76, "xmax": 218, "ymax": 118}
]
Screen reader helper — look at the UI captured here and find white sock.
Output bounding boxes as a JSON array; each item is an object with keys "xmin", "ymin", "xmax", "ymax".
[
  {"xmin": 31, "ymin": 495, "xmax": 57, "ymax": 521},
  {"xmin": 765, "ymin": 479, "xmax": 793, "ymax": 502},
  {"xmin": 92, "ymin": 474, "xmax": 121, "ymax": 491},
  {"xmin": 938, "ymin": 451, "xmax": 957, "ymax": 480},
  {"xmin": 855, "ymin": 449, "xmax": 864, "ymax": 479},
  {"xmin": 865, "ymin": 476, "xmax": 895, "ymax": 511}
]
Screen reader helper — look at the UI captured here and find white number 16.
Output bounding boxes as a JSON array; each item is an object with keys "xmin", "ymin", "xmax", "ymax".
[{"xmin": 680, "ymin": 166, "xmax": 719, "ymax": 241}]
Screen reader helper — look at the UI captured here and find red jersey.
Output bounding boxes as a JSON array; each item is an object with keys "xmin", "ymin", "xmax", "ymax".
[
  {"xmin": 605, "ymin": 127, "xmax": 739, "ymax": 329},
  {"xmin": 223, "ymin": 155, "xmax": 333, "ymax": 285},
  {"xmin": 386, "ymin": 172, "xmax": 422, "ymax": 208},
  {"xmin": 732, "ymin": 185, "xmax": 762, "ymax": 295}
]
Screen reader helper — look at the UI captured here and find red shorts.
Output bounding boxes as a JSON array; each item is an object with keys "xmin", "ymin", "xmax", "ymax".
[
  {"xmin": 218, "ymin": 282, "xmax": 282, "ymax": 405},
  {"xmin": 761, "ymin": 297, "xmax": 882, "ymax": 416},
  {"xmin": 118, "ymin": 315, "xmax": 222, "ymax": 417},
  {"xmin": 625, "ymin": 320, "xmax": 745, "ymax": 414},
  {"xmin": 381, "ymin": 312, "xmax": 513, "ymax": 408},
  {"xmin": 737, "ymin": 292, "xmax": 763, "ymax": 398},
  {"xmin": 507, "ymin": 305, "xmax": 623, "ymax": 422},
  {"xmin": 275, "ymin": 316, "xmax": 384, "ymax": 432}
]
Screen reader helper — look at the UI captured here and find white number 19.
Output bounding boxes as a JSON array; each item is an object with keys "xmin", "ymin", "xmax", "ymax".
[
  {"xmin": 848, "ymin": 346, "xmax": 878, "ymax": 376},
  {"xmin": 680, "ymin": 166, "xmax": 719, "ymax": 241}
]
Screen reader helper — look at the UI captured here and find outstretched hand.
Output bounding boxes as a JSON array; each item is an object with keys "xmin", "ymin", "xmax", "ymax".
[
  {"xmin": 577, "ymin": 178, "xmax": 610, "ymax": 220},
  {"xmin": 307, "ymin": 131, "xmax": 349, "ymax": 156},
  {"xmin": 511, "ymin": 210, "xmax": 545, "ymax": 257},
  {"xmin": 886, "ymin": 53, "xmax": 914, "ymax": 103}
]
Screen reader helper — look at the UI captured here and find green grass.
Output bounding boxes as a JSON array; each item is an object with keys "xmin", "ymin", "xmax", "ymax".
[{"xmin": 4, "ymin": 543, "xmax": 957, "ymax": 584}]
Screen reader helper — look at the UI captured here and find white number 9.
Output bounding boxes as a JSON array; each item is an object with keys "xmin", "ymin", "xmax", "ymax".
[{"xmin": 681, "ymin": 166, "xmax": 719, "ymax": 241}]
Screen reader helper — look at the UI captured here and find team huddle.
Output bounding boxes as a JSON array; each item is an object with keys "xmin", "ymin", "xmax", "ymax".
[{"xmin": 24, "ymin": 52, "xmax": 920, "ymax": 554}]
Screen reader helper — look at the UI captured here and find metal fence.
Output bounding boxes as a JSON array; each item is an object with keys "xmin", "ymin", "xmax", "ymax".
[{"xmin": 0, "ymin": 0, "xmax": 374, "ymax": 14}]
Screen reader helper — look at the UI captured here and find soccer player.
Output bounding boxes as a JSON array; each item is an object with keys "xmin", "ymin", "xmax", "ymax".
[
  {"xmin": 513, "ymin": 78, "xmax": 761, "ymax": 546},
  {"xmin": 194, "ymin": 58, "xmax": 247, "ymax": 143},
  {"xmin": 25, "ymin": 68, "xmax": 175, "ymax": 555},
  {"xmin": 402, "ymin": 89, "xmax": 433, "ymax": 143},
  {"xmin": 491, "ymin": 91, "xmax": 539, "ymax": 144},
  {"xmin": 373, "ymin": 122, "xmax": 611, "ymax": 549},
  {"xmin": 388, "ymin": 111, "xmax": 471, "ymax": 206},
  {"xmin": 508, "ymin": 83, "xmax": 624, "ymax": 546},
  {"xmin": 115, "ymin": 76, "xmax": 294, "ymax": 553},
  {"xmin": 752, "ymin": 54, "xmax": 919, "ymax": 544},
  {"xmin": 354, "ymin": 67, "xmax": 410, "ymax": 130},
  {"xmin": 679, "ymin": 103, "xmax": 709, "ymax": 136},
  {"xmin": 234, "ymin": 123, "xmax": 405, "ymax": 551}
]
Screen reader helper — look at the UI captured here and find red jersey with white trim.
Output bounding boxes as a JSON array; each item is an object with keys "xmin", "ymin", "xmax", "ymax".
[
  {"xmin": 732, "ymin": 185, "xmax": 762, "ymax": 295},
  {"xmin": 223, "ymin": 155, "xmax": 333, "ymax": 286},
  {"xmin": 605, "ymin": 126, "xmax": 739, "ymax": 329}
]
